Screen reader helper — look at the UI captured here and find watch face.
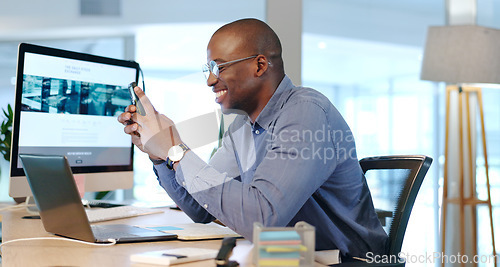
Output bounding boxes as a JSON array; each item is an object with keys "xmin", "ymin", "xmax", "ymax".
[{"xmin": 168, "ymin": 145, "xmax": 185, "ymax": 162}]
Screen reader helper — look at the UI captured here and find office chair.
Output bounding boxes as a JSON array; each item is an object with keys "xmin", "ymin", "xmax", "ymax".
[{"xmin": 338, "ymin": 155, "xmax": 433, "ymax": 266}]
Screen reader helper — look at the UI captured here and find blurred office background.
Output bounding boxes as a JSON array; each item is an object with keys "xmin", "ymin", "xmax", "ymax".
[{"xmin": 1, "ymin": 0, "xmax": 500, "ymax": 266}]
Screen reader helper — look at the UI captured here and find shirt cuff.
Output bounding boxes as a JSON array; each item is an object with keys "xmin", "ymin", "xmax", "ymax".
[{"xmin": 175, "ymin": 151, "xmax": 206, "ymax": 186}]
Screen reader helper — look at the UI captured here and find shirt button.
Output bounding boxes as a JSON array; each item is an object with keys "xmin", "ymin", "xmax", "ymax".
[
  {"xmin": 182, "ymin": 181, "xmax": 186, "ymax": 186},
  {"xmin": 203, "ymin": 204, "xmax": 208, "ymax": 209},
  {"xmin": 255, "ymin": 130, "xmax": 260, "ymax": 134}
]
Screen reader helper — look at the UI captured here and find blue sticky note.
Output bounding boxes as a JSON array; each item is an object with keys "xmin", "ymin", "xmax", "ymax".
[
  {"xmin": 148, "ymin": 226, "xmax": 184, "ymax": 231},
  {"xmin": 259, "ymin": 250, "xmax": 301, "ymax": 259},
  {"xmin": 260, "ymin": 231, "xmax": 300, "ymax": 241}
]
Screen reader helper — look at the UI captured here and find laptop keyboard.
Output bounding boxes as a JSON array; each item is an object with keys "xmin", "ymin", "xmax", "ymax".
[
  {"xmin": 85, "ymin": 206, "xmax": 164, "ymax": 223},
  {"xmin": 91, "ymin": 226, "xmax": 140, "ymax": 239}
]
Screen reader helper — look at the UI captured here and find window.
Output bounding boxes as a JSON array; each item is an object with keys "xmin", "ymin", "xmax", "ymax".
[
  {"xmin": 132, "ymin": 23, "xmax": 225, "ymax": 203},
  {"xmin": 303, "ymin": 1, "xmax": 500, "ymax": 264},
  {"xmin": 302, "ymin": 32, "xmax": 441, "ymax": 262}
]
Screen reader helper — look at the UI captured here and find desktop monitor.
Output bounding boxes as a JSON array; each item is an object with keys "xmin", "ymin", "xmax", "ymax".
[{"xmin": 9, "ymin": 43, "xmax": 139, "ymax": 198}]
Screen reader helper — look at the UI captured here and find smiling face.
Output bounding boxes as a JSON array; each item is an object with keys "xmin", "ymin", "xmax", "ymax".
[
  {"xmin": 206, "ymin": 32, "xmax": 261, "ymax": 118},
  {"xmin": 205, "ymin": 19, "xmax": 285, "ymax": 122}
]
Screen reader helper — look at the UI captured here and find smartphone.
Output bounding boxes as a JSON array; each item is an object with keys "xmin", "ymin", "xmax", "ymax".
[{"xmin": 128, "ymin": 82, "xmax": 146, "ymax": 116}]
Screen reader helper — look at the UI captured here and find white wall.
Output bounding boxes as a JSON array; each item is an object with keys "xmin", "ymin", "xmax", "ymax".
[{"xmin": 0, "ymin": 0, "xmax": 266, "ymax": 41}]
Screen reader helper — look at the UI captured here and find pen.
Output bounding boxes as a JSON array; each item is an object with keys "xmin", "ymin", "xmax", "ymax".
[
  {"xmin": 22, "ymin": 215, "xmax": 41, "ymax": 219},
  {"xmin": 162, "ymin": 253, "xmax": 187, "ymax": 259}
]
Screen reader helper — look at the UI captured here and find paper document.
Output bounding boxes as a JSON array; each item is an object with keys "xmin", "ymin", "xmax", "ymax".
[
  {"xmin": 315, "ymin": 249, "xmax": 341, "ymax": 265},
  {"xmin": 130, "ymin": 247, "xmax": 218, "ymax": 265}
]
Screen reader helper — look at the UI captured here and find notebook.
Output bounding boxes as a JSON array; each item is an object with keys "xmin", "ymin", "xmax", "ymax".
[
  {"xmin": 19, "ymin": 154, "xmax": 178, "ymax": 243},
  {"xmin": 140, "ymin": 222, "xmax": 241, "ymax": 240}
]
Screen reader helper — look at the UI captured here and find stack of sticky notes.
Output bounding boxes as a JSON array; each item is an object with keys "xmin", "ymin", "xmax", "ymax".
[{"xmin": 258, "ymin": 230, "xmax": 306, "ymax": 266}]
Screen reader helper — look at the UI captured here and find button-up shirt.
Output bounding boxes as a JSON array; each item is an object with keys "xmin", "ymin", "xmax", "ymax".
[{"xmin": 154, "ymin": 75, "xmax": 388, "ymax": 258}]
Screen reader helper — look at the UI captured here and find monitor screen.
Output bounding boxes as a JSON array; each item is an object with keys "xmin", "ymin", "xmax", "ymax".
[{"xmin": 9, "ymin": 43, "xmax": 139, "ymax": 198}]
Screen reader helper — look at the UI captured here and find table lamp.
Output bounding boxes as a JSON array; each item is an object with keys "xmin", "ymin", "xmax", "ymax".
[{"xmin": 421, "ymin": 25, "xmax": 500, "ymax": 266}]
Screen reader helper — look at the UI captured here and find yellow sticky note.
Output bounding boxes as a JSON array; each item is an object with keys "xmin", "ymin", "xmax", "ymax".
[{"xmin": 264, "ymin": 245, "xmax": 307, "ymax": 253}]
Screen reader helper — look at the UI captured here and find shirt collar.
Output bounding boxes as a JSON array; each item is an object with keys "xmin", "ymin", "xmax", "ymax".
[{"xmin": 246, "ymin": 75, "xmax": 294, "ymax": 131}]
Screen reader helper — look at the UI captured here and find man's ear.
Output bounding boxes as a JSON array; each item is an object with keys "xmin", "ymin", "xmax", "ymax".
[{"xmin": 255, "ymin": 55, "xmax": 268, "ymax": 77}]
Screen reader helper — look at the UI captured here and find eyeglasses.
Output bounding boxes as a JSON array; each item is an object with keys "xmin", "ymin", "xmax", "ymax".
[{"xmin": 202, "ymin": 55, "xmax": 258, "ymax": 80}]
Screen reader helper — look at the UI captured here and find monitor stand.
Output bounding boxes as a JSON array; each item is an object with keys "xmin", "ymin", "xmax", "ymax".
[{"xmin": 25, "ymin": 196, "xmax": 40, "ymax": 214}]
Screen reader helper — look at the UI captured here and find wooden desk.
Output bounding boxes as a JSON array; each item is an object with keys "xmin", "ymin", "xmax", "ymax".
[{"xmin": 1, "ymin": 207, "xmax": 254, "ymax": 267}]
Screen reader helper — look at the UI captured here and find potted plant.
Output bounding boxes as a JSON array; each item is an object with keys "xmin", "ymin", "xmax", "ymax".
[{"xmin": 0, "ymin": 104, "xmax": 13, "ymax": 168}]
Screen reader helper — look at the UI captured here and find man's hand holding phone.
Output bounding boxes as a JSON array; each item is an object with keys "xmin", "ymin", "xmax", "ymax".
[
  {"xmin": 128, "ymin": 82, "xmax": 147, "ymax": 116},
  {"xmin": 118, "ymin": 85, "xmax": 182, "ymax": 160}
]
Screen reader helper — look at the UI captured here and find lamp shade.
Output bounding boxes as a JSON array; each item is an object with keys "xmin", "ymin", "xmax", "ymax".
[{"xmin": 420, "ymin": 25, "xmax": 500, "ymax": 84}]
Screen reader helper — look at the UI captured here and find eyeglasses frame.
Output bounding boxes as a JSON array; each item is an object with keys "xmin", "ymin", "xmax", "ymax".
[{"xmin": 203, "ymin": 55, "xmax": 258, "ymax": 79}]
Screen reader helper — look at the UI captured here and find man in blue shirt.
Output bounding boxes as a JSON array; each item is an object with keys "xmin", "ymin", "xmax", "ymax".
[{"xmin": 118, "ymin": 18, "xmax": 388, "ymax": 260}]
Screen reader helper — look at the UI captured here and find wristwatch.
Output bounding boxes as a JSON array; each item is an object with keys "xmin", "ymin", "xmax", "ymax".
[{"xmin": 166, "ymin": 143, "xmax": 190, "ymax": 170}]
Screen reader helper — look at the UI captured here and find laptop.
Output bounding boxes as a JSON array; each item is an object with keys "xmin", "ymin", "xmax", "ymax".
[{"xmin": 19, "ymin": 154, "xmax": 178, "ymax": 243}]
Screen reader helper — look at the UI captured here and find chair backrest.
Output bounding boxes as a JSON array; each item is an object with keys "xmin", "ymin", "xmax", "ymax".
[{"xmin": 359, "ymin": 155, "xmax": 433, "ymax": 256}]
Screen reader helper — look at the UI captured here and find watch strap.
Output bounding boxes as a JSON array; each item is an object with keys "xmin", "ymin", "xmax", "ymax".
[
  {"xmin": 166, "ymin": 157, "xmax": 175, "ymax": 170},
  {"xmin": 178, "ymin": 143, "xmax": 190, "ymax": 152}
]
